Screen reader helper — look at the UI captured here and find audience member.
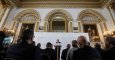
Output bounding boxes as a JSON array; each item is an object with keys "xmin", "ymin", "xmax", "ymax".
[
  {"xmin": 0, "ymin": 31, "xmax": 6, "ymax": 60},
  {"xmin": 42, "ymin": 42, "xmax": 56, "ymax": 60},
  {"xmin": 35, "ymin": 43, "xmax": 43, "ymax": 60},
  {"xmin": 94, "ymin": 43, "xmax": 103, "ymax": 55},
  {"xmin": 87, "ymin": 42, "xmax": 90, "ymax": 46},
  {"xmin": 7, "ymin": 29, "xmax": 35, "ymax": 60},
  {"xmin": 61, "ymin": 44, "xmax": 71, "ymax": 60},
  {"xmin": 102, "ymin": 37, "xmax": 115, "ymax": 60},
  {"xmin": 66, "ymin": 40, "xmax": 78, "ymax": 60},
  {"xmin": 73, "ymin": 36, "xmax": 101, "ymax": 60}
]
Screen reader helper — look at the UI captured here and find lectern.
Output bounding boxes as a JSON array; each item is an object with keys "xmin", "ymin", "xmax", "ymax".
[{"xmin": 55, "ymin": 39, "xmax": 61, "ymax": 60}]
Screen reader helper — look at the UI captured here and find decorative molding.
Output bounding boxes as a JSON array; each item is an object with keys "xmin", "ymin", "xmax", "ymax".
[
  {"xmin": 15, "ymin": 9, "xmax": 40, "ymax": 22},
  {"xmin": 44, "ymin": 9, "xmax": 73, "ymax": 32},
  {"xmin": 78, "ymin": 9, "xmax": 106, "ymax": 23},
  {"xmin": 2, "ymin": 0, "xmax": 109, "ymax": 8},
  {"xmin": 45, "ymin": 9, "xmax": 73, "ymax": 21},
  {"xmin": 35, "ymin": 22, "xmax": 39, "ymax": 32},
  {"xmin": 14, "ymin": 9, "xmax": 40, "ymax": 32},
  {"xmin": 18, "ymin": 0, "xmax": 109, "ymax": 8},
  {"xmin": 1, "ymin": 7, "xmax": 11, "ymax": 30}
]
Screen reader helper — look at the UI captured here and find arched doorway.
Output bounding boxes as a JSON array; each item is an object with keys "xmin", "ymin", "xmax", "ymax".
[
  {"xmin": 78, "ymin": 9, "xmax": 106, "ymax": 42},
  {"xmin": 45, "ymin": 9, "xmax": 73, "ymax": 32},
  {"xmin": 13, "ymin": 9, "xmax": 40, "ymax": 41}
]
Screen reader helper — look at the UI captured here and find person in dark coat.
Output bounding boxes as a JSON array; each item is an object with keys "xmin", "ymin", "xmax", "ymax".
[
  {"xmin": 102, "ymin": 37, "xmax": 115, "ymax": 60},
  {"xmin": 7, "ymin": 29, "xmax": 35, "ymax": 60},
  {"xmin": 61, "ymin": 44, "xmax": 71, "ymax": 60},
  {"xmin": 73, "ymin": 36, "xmax": 101, "ymax": 60},
  {"xmin": 35, "ymin": 43, "xmax": 43, "ymax": 60},
  {"xmin": 42, "ymin": 42, "xmax": 56, "ymax": 60},
  {"xmin": 0, "ymin": 31, "xmax": 6, "ymax": 60},
  {"xmin": 94, "ymin": 43, "xmax": 103, "ymax": 55},
  {"xmin": 66, "ymin": 40, "xmax": 78, "ymax": 60}
]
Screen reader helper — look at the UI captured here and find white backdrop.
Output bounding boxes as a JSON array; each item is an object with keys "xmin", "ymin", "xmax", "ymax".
[{"xmin": 34, "ymin": 32, "xmax": 89, "ymax": 49}]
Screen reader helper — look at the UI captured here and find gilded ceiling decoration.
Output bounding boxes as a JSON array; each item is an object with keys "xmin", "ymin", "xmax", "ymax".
[{"xmin": 10, "ymin": 0, "xmax": 110, "ymax": 8}]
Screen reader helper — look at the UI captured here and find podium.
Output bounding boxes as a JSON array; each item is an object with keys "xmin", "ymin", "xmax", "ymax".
[{"xmin": 55, "ymin": 39, "xmax": 61, "ymax": 60}]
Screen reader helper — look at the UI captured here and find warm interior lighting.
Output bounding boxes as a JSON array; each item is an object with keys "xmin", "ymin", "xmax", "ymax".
[{"xmin": 103, "ymin": 31, "xmax": 112, "ymax": 37}]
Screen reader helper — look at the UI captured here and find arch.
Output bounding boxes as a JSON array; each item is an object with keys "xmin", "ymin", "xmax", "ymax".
[
  {"xmin": 44, "ymin": 9, "xmax": 73, "ymax": 32},
  {"xmin": 14, "ymin": 9, "xmax": 40, "ymax": 23},
  {"xmin": 77, "ymin": 9, "xmax": 106, "ymax": 42},
  {"xmin": 78, "ymin": 9, "xmax": 106, "ymax": 22},
  {"xmin": 45, "ymin": 9, "xmax": 73, "ymax": 21}
]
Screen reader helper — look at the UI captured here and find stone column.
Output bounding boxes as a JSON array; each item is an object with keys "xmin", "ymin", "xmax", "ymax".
[
  {"xmin": 103, "ymin": 22, "xmax": 108, "ymax": 31},
  {"xmin": 69, "ymin": 21, "xmax": 73, "ymax": 32},
  {"xmin": 78, "ymin": 21, "xmax": 81, "ymax": 32},
  {"xmin": 44, "ymin": 21, "xmax": 48, "ymax": 32},
  {"xmin": 35, "ymin": 21, "xmax": 39, "ymax": 32},
  {"xmin": 100, "ymin": 22, "xmax": 104, "ymax": 33},
  {"xmin": 0, "ymin": 7, "xmax": 11, "ymax": 30}
]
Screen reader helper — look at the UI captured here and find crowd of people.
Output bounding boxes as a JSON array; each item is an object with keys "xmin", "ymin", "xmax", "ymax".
[{"xmin": 0, "ymin": 29, "xmax": 115, "ymax": 60}]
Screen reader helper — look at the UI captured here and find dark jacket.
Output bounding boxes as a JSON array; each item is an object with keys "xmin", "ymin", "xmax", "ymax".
[
  {"xmin": 95, "ymin": 47, "xmax": 103, "ymax": 56},
  {"xmin": 42, "ymin": 48, "xmax": 56, "ymax": 60},
  {"xmin": 102, "ymin": 47, "xmax": 115, "ymax": 60},
  {"xmin": 35, "ymin": 46, "xmax": 43, "ymax": 60},
  {"xmin": 7, "ymin": 41, "xmax": 35, "ymax": 60},
  {"xmin": 61, "ymin": 48, "xmax": 69, "ymax": 60},
  {"xmin": 73, "ymin": 45, "xmax": 101, "ymax": 60}
]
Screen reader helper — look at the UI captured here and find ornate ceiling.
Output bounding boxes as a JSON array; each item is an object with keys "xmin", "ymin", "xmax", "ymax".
[{"xmin": 11, "ymin": 0, "xmax": 111, "ymax": 8}]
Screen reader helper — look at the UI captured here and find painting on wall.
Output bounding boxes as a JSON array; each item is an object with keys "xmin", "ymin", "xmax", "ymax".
[
  {"xmin": 73, "ymin": 27, "xmax": 78, "ymax": 33},
  {"xmin": 39, "ymin": 26, "xmax": 44, "ymax": 30},
  {"xmin": 83, "ymin": 24, "xmax": 100, "ymax": 42},
  {"xmin": 73, "ymin": 27, "xmax": 78, "ymax": 30}
]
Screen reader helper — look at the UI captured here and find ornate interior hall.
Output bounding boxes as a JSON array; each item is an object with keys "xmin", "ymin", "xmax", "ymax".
[{"xmin": 0, "ymin": 0, "xmax": 115, "ymax": 47}]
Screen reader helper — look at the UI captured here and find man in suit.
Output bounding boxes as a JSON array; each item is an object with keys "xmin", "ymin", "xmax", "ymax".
[
  {"xmin": 7, "ymin": 29, "xmax": 35, "ymax": 60},
  {"xmin": 73, "ymin": 36, "xmax": 101, "ymax": 60},
  {"xmin": 66, "ymin": 40, "xmax": 78, "ymax": 60},
  {"xmin": 61, "ymin": 44, "xmax": 71, "ymax": 60},
  {"xmin": 42, "ymin": 42, "xmax": 56, "ymax": 60},
  {"xmin": 102, "ymin": 37, "xmax": 115, "ymax": 60},
  {"xmin": 35, "ymin": 43, "xmax": 43, "ymax": 60}
]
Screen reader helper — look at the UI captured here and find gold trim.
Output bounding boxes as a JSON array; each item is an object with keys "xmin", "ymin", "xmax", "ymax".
[
  {"xmin": 14, "ymin": 9, "xmax": 40, "ymax": 32},
  {"xmin": 11, "ymin": 21, "xmax": 16, "ymax": 30},
  {"xmin": 0, "ymin": 8, "xmax": 7, "ymax": 22},
  {"xmin": 44, "ymin": 9, "xmax": 72, "ymax": 32},
  {"xmin": 1, "ymin": 7, "xmax": 11, "ymax": 30},
  {"xmin": 69, "ymin": 21, "xmax": 73, "ymax": 32},
  {"xmin": 45, "ymin": 9, "xmax": 73, "ymax": 21},
  {"xmin": 35, "ymin": 22, "xmax": 39, "ymax": 32},
  {"xmin": 78, "ymin": 9, "xmax": 105, "ymax": 22},
  {"xmin": 100, "ymin": 23, "xmax": 104, "ymax": 33},
  {"xmin": 78, "ymin": 21, "xmax": 81, "ymax": 32},
  {"xmin": 19, "ymin": 0, "xmax": 109, "ymax": 8},
  {"xmin": 65, "ymin": 20, "xmax": 67, "ymax": 32},
  {"xmin": 44, "ymin": 21, "xmax": 47, "ymax": 32},
  {"xmin": 103, "ymin": 22, "xmax": 108, "ymax": 31},
  {"xmin": 14, "ymin": 9, "xmax": 40, "ymax": 22}
]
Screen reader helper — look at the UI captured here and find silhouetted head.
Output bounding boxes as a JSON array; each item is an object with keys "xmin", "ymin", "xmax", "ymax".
[
  {"xmin": 0, "ymin": 31, "xmax": 5, "ymax": 44},
  {"xmin": 72, "ymin": 40, "xmax": 77, "ymax": 47},
  {"xmin": 87, "ymin": 42, "xmax": 90, "ymax": 46},
  {"xmin": 46, "ymin": 42, "xmax": 53, "ymax": 48},
  {"xmin": 95, "ymin": 43, "xmax": 101, "ymax": 48},
  {"xmin": 21, "ymin": 29, "xmax": 34, "ymax": 44},
  {"xmin": 67, "ymin": 44, "xmax": 71, "ymax": 49},
  {"xmin": 105, "ymin": 37, "xmax": 115, "ymax": 48},
  {"xmin": 37, "ymin": 43, "xmax": 41, "ymax": 48},
  {"xmin": 77, "ymin": 36, "xmax": 87, "ymax": 48}
]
